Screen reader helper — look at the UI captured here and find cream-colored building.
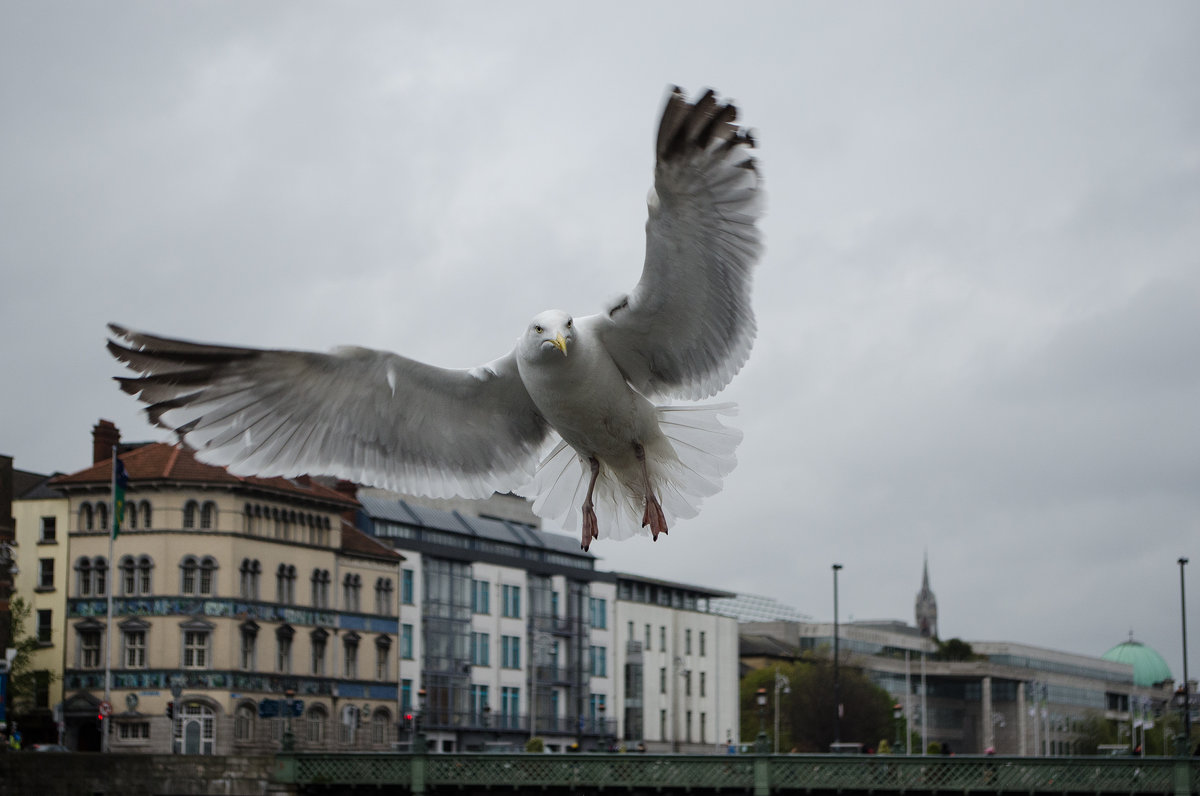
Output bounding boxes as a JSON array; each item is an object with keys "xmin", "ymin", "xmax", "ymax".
[
  {"xmin": 9, "ymin": 469, "xmax": 71, "ymax": 741},
  {"xmin": 48, "ymin": 421, "xmax": 403, "ymax": 754}
]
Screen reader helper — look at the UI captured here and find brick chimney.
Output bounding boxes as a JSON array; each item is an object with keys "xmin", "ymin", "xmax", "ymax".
[{"xmin": 92, "ymin": 419, "xmax": 121, "ymax": 464}]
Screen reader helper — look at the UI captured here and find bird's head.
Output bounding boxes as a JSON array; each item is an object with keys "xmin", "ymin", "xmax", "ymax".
[{"xmin": 519, "ymin": 310, "xmax": 574, "ymax": 361}]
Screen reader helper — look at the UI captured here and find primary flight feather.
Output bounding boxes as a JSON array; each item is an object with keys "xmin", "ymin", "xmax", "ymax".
[{"xmin": 108, "ymin": 86, "xmax": 763, "ymax": 551}]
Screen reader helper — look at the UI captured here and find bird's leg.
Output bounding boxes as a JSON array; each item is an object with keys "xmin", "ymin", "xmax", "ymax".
[
  {"xmin": 580, "ymin": 456, "xmax": 601, "ymax": 552},
  {"xmin": 635, "ymin": 442, "xmax": 668, "ymax": 540}
]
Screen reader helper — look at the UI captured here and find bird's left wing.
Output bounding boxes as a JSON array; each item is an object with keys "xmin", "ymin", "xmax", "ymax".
[
  {"xmin": 107, "ymin": 324, "xmax": 551, "ymax": 498},
  {"xmin": 586, "ymin": 87, "xmax": 763, "ymax": 401}
]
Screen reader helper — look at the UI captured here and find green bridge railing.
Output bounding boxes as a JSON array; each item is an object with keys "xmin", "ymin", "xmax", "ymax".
[{"xmin": 273, "ymin": 752, "xmax": 1200, "ymax": 795}]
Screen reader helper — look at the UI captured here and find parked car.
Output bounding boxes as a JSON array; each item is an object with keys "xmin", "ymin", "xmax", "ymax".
[{"xmin": 30, "ymin": 744, "xmax": 70, "ymax": 752}]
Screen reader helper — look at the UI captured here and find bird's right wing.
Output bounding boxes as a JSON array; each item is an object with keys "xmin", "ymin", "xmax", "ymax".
[{"xmin": 107, "ymin": 324, "xmax": 552, "ymax": 498}]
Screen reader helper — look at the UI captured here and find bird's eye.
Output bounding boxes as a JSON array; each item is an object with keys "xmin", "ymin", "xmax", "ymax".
[
  {"xmin": 566, "ymin": 319, "xmax": 572, "ymax": 328},
  {"xmin": 534, "ymin": 325, "xmax": 543, "ymax": 334}
]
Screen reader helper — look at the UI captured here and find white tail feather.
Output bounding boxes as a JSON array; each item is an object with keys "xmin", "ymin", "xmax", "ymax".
[{"xmin": 518, "ymin": 403, "xmax": 741, "ymax": 542}]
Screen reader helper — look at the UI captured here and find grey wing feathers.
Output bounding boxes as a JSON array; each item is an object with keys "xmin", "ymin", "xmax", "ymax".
[
  {"xmin": 107, "ymin": 324, "xmax": 550, "ymax": 498},
  {"xmin": 595, "ymin": 86, "xmax": 763, "ymax": 401}
]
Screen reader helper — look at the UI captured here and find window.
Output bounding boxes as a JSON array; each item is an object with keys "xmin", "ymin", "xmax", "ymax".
[
  {"xmin": 374, "ymin": 577, "xmax": 394, "ymax": 615},
  {"xmin": 660, "ymin": 626, "xmax": 666, "ymax": 652},
  {"xmin": 375, "ymin": 636, "xmax": 391, "ymax": 680},
  {"xmin": 501, "ymin": 686, "xmax": 520, "ymax": 729},
  {"xmin": 182, "ymin": 500, "xmax": 198, "ymax": 529},
  {"xmin": 401, "ymin": 624, "xmax": 414, "ymax": 660},
  {"xmin": 239, "ymin": 622, "xmax": 258, "ymax": 670},
  {"xmin": 240, "ymin": 559, "xmax": 261, "ymax": 600},
  {"xmin": 79, "ymin": 503, "xmax": 94, "ymax": 531},
  {"xmin": 343, "ymin": 634, "xmax": 359, "ymax": 679},
  {"xmin": 700, "ymin": 712, "xmax": 707, "ymax": 745},
  {"xmin": 234, "ymin": 704, "xmax": 255, "ymax": 742},
  {"xmin": 37, "ymin": 558, "xmax": 54, "ymax": 590},
  {"xmin": 199, "ymin": 501, "xmax": 217, "ymax": 530},
  {"xmin": 138, "ymin": 556, "xmax": 153, "ymax": 594},
  {"xmin": 471, "ymin": 579, "xmax": 490, "ymax": 614},
  {"xmin": 311, "ymin": 629, "xmax": 328, "ymax": 676},
  {"xmin": 123, "ymin": 628, "xmax": 147, "ymax": 668},
  {"xmin": 685, "ymin": 670, "xmax": 691, "ymax": 696},
  {"xmin": 36, "ymin": 609, "xmax": 52, "ymax": 644},
  {"xmin": 80, "ymin": 628, "xmax": 103, "ymax": 668},
  {"xmin": 686, "ymin": 710, "xmax": 693, "ymax": 743},
  {"xmin": 183, "ymin": 629, "xmax": 210, "ymax": 668},
  {"xmin": 371, "ymin": 709, "xmax": 391, "ymax": 744},
  {"xmin": 699, "ymin": 631, "xmax": 706, "ymax": 657},
  {"xmin": 76, "ymin": 556, "xmax": 107, "ymax": 597},
  {"xmin": 96, "ymin": 502, "xmax": 108, "ymax": 533},
  {"xmin": 700, "ymin": 671, "xmax": 706, "ymax": 697},
  {"xmin": 685, "ymin": 629, "xmax": 692, "ymax": 655},
  {"xmin": 311, "ymin": 569, "xmax": 331, "ymax": 608},
  {"xmin": 589, "ymin": 597, "xmax": 607, "ymax": 629},
  {"xmin": 276, "ymin": 625, "xmax": 294, "ymax": 673},
  {"xmin": 276, "ymin": 564, "xmax": 296, "ymax": 603},
  {"xmin": 138, "ymin": 500, "xmax": 152, "ymax": 529},
  {"xmin": 342, "ymin": 573, "xmax": 362, "ymax": 612},
  {"xmin": 659, "ymin": 667, "xmax": 666, "ymax": 694},
  {"xmin": 117, "ymin": 721, "xmax": 150, "ymax": 740},
  {"xmin": 589, "ymin": 645, "xmax": 607, "ymax": 677},
  {"xmin": 660, "ymin": 709, "xmax": 667, "ymax": 741},
  {"xmin": 645, "ymin": 624, "xmax": 651, "ymax": 651},
  {"xmin": 306, "ymin": 705, "xmax": 327, "ymax": 743},
  {"xmin": 589, "ymin": 693, "xmax": 607, "ymax": 729},
  {"xmin": 471, "ymin": 684, "xmax": 490, "ymax": 721},
  {"xmin": 502, "ymin": 584, "xmax": 521, "ymax": 618},
  {"xmin": 471, "ymin": 632, "xmax": 490, "ymax": 666},
  {"xmin": 180, "ymin": 555, "xmax": 216, "ymax": 596},
  {"xmin": 39, "ymin": 516, "xmax": 56, "ymax": 543},
  {"xmin": 501, "ymin": 635, "xmax": 521, "ymax": 669},
  {"xmin": 401, "ymin": 568, "xmax": 414, "ymax": 604},
  {"xmin": 401, "ymin": 680, "xmax": 413, "ymax": 713}
]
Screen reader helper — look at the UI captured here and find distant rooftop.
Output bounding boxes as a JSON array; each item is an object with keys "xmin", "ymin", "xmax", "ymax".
[{"xmin": 711, "ymin": 593, "xmax": 811, "ymax": 624}]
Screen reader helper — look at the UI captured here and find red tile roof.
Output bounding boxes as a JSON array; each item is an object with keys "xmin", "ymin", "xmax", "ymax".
[
  {"xmin": 50, "ymin": 442, "xmax": 358, "ymax": 508},
  {"xmin": 340, "ymin": 522, "xmax": 403, "ymax": 561}
]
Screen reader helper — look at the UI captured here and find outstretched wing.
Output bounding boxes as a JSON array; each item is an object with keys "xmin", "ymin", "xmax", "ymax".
[
  {"xmin": 586, "ymin": 87, "xmax": 763, "ymax": 401},
  {"xmin": 107, "ymin": 324, "xmax": 551, "ymax": 498}
]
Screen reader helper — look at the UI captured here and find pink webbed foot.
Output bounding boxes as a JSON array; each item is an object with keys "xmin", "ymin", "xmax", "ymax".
[
  {"xmin": 581, "ymin": 505, "xmax": 599, "ymax": 552},
  {"xmin": 642, "ymin": 494, "xmax": 669, "ymax": 541},
  {"xmin": 580, "ymin": 455, "xmax": 601, "ymax": 552}
]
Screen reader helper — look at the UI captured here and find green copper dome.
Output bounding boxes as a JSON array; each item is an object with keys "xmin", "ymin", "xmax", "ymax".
[{"xmin": 1102, "ymin": 640, "xmax": 1173, "ymax": 687}]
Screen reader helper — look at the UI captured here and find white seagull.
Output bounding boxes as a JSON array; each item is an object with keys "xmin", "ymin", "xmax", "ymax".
[{"xmin": 108, "ymin": 86, "xmax": 763, "ymax": 552}]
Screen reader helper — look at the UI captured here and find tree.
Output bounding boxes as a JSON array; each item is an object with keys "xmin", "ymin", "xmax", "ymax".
[
  {"xmin": 741, "ymin": 656, "xmax": 895, "ymax": 753},
  {"xmin": 935, "ymin": 638, "xmax": 977, "ymax": 662},
  {"xmin": 5, "ymin": 596, "xmax": 56, "ymax": 718}
]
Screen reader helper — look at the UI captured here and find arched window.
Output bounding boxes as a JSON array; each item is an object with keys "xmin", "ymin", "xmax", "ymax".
[
  {"xmin": 371, "ymin": 708, "xmax": 392, "ymax": 745},
  {"xmin": 140, "ymin": 500, "xmax": 152, "ymax": 529},
  {"xmin": 138, "ymin": 555, "xmax": 153, "ymax": 595},
  {"xmin": 120, "ymin": 555, "xmax": 138, "ymax": 596},
  {"xmin": 96, "ymin": 502, "xmax": 108, "ymax": 533},
  {"xmin": 374, "ymin": 635, "xmax": 392, "ymax": 681},
  {"xmin": 79, "ymin": 503, "xmax": 94, "ymax": 531},
  {"xmin": 276, "ymin": 564, "xmax": 296, "ymax": 603},
  {"xmin": 180, "ymin": 556, "xmax": 199, "ymax": 594},
  {"xmin": 374, "ymin": 578, "xmax": 394, "ymax": 616},
  {"xmin": 129, "ymin": 502, "xmax": 138, "ymax": 530},
  {"xmin": 76, "ymin": 557, "xmax": 94, "ymax": 596},
  {"xmin": 343, "ymin": 574, "xmax": 362, "ymax": 612},
  {"xmin": 305, "ymin": 705, "xmax": 327, "ymax": 744},
  {"xmin": 234, "ymin": 703, "xmax": 255, "ymax": 743},
  {"xmin": 92, "ymin": 556, "xmax": 107, "ymax": 596},
  {"xmin": 182, "ymin": 501, "xmax": 198, "ymax": 529},
  {"xmin": 311, "ymin": 569, "xmax": 330, "ymax": 609},
  {"xmin": 200, "ymin": 501, "xmax": 217, "ymax": 530},
  {"xmin": 240, "ymin": 558, "xmax": 261, "ymax": 600},
  {"xmin": 198, "ymin": 556, "xmax": 217, "ymax": 596}
]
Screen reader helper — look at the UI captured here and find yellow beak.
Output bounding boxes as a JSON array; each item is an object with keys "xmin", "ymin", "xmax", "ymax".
[{"xmin": 552, "ymin": 333, "xmax": 568, "ymax": 356}]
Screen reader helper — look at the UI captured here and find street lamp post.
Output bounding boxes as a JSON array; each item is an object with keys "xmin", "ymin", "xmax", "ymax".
[
  {"xmin": 833, "ymin": 563, "xmax": 843, "ymax": 746},
  {"xmin": 1179, "ymin": 557, "xmax": 1190, "ymax": 756},
  {"xmin": 774, "ymin": 673, "xmax": 790, "ymax": 754},
  {"xmin": 756, "ymin": 687, "xmax": 768, "ymax": 753}
]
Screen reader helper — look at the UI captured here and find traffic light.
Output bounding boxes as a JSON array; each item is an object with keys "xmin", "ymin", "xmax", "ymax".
[{"xmin": 166, "ymin": 700, "xmax": 174, "ymax": 719}]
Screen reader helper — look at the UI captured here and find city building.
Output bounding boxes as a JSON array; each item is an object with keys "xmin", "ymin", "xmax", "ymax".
[
  {"xmin": 43, "ymin": 421, "xmax": 404, "ymax": 753},
  {"xmin": 737, "ymin": 563, "xmax": 1177, "ymax": 755}
]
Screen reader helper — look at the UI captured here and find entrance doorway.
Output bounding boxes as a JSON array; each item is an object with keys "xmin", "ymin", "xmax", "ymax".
[{"xmin": 173, "ymin": 701, "xmax": 216, "ymax": 754}]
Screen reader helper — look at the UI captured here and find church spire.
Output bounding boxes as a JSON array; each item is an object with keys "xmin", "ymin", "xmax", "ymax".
[{"xmin": 915, "ymin": 552, "xmax": 938, "ymax": 639}]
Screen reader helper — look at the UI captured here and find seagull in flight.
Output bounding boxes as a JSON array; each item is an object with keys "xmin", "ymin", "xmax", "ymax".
[{"xmin": 109, "ymin": 86, "xmax": 763, "ymax": 551}]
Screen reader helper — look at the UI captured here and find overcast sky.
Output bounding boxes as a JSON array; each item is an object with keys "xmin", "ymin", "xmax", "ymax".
[{"xmin": 3, "ymin": 2, "xmax": 1197, "ymax": 675}]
